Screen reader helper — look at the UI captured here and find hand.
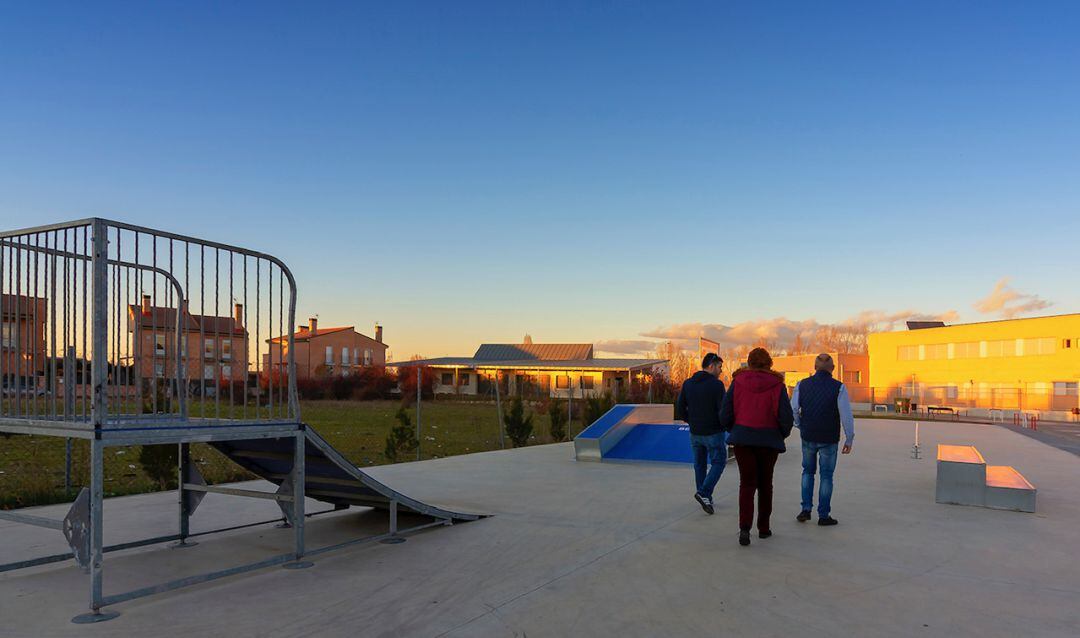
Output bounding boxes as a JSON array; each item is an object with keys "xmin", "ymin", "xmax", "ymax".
[{"xmin": 842, "ymin": 444, "xmax": 852, "ymax": 455}]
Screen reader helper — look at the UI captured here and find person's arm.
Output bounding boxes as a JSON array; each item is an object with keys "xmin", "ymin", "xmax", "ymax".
[
  {"xmin": 676, "ymin": 384, "xmax": 688, "ymax": 422},
  {"xmin": 716, "ymin": 381, "xmax": 726, "ymax": 422},
  {"xmin": 719, "ymin": 384, "xmax": 735, "ymax": 432},
  {"xmin": 838, "ymin": 384, "xmax": 855, "ymax": 453},
  {"xmin": 791, "ymin": 382, "xmax": 801, "ymax": 429},
  {"xmin": 777, "ymin": 386, "xmax": 794, "ymax": 438}
]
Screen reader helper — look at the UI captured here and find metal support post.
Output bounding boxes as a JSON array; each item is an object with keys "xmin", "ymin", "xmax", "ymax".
[
  {"xmin": 416, "ymin": 367, "xmax": 422, "ymax": 461},
  {"xmin": 172, "ymin": 443, "xmax": 197, "ymax": 548},
  {"xmin": 379, "ymin": 499, "xmax": 407, "ymax": 544},
  {"xmin": 283, "ymin": 428, "xmax": 312, "ymax": 569}
]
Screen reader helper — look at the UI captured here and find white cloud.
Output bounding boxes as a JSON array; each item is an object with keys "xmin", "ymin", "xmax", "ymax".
[{"xmin": 973, "ymin": 278, "xmax": 1052, "ymax": 319}]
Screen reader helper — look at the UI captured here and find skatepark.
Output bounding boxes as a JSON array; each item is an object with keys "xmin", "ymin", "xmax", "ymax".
[{"xmin": 2, "ymin": 416, "xmax": 1079, "ymax": 637}]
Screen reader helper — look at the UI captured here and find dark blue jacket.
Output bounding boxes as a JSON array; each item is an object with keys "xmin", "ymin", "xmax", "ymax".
[
  {"xmin": 797, "ymin": 371, "xmax": 843, "ymax": 444},
  {"xmin": 676, "ymin": 370, "xmax": 726, "ymax": 436}
]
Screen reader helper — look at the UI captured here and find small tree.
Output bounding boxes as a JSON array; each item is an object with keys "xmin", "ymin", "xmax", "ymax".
[
  {"xmin": 504, "ymin": 395, "xmax": 534, "ymax": 447},
  {"xmin": 384, "ymin": 406, "xmax": 419, "ymax": 462},
  {"xmin": 582, "ymin": 392, "xmax": 615, "ymax": 428},
  {"xmin": 138, "ymin": 444, "xmax": 178, "ymax": 490},
  {"xmin": 548, "ymin": 398, "xmax": 568, "ymax": 442}
]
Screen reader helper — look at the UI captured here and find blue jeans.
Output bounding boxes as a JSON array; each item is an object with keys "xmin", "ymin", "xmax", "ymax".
[
  {"xmin": 691, "ymin": 432, "xmax": 727, "ymax": 499},
  {"xmin": 801, "ymin": 440, "xmax": 838, "ymax": 516}
]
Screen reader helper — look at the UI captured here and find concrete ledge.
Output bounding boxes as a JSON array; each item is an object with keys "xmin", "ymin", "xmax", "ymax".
[{"xmin": 985, "ymin": 465, "xmax": 1037, "ymax": 512}]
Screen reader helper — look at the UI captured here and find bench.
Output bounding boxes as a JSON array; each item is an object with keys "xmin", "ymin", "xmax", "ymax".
[{"xmin": 927, "ymin": 406, "xmax": 959, "ymax": 421}]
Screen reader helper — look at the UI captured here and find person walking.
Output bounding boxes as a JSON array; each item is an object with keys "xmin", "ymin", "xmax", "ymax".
[
  {"xmin": 676, "ymin": 352, "xmax": 727, "ymax": 515},
  {"xmin": 791, "ymin": 353, "xmax": 855, "ymax": 526},
  {"xmin": 719, "ymin": 348, "xmax": 794, "ymax": 546}
]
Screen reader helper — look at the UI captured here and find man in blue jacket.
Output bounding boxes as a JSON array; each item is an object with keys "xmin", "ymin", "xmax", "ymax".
[
  {"xmin": 676, "ymin": 353, "xmax": 727, "ymax": 515},
  {"xmin": 791, "ymin": 353, "xmax": 855, "ymax": 526}
]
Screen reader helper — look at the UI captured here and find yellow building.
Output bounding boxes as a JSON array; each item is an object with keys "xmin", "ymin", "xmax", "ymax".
[{"xmin": 868, "ymin": 314, "xmax": 1080, "ymax": 415}]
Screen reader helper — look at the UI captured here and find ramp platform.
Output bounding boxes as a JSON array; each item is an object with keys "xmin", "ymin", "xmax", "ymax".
[{"xmin": 574, "ymin": 404, "xmax": 703, "ymax": 465}]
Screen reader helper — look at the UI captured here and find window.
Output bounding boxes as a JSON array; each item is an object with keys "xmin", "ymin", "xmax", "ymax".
[
  {"xmin": 441, "ymin": 372, "xmax": 454, "ymax": 385},
  {"xmin": 342, "ymin": 347, "xmax": 349, "ymax": 366},
  {"xmin": 154, "ymin": 334, "xmax": 166, "ymax": 356},
  {"xmin": 222, "ymin": 365, "xmax": 232, "ymax": 379},
  {"xmin": 1053, "ymin": 382, "xmax": 1079, "ymax": 397},
  {"xmin": 154, "ymin": 362, "xmax": 164, "ymax": 378},
  {"xmin": 1, "ymin": 322, "xmax": 15, "ymax": 348},
  {"xmin": 924, "ymin": 344, "xmax": 948, "ymax": 360},
  {"xmin": 953, "ymin": 342, "xmax": 980, "ymax": 359},
  {"xmin": 897, "ymin": 345, "xmax": 919, "ymax": 361},
  {"xmin": 182, "ymin": 335, "xmax": 188, "ymax": 359},
  {"xmin": 203, "ymin": 365, "xmax": 214, "ymax": 380},
  {"xmin": 204, "ymin": 338, "xmax": 215, "ymax": 360},
  {"xmin": 325, "ymin": 346, "xmax": 333, "ymax": 365},
  {"xmin": 364, "ymin": 349, "xmax": 373, "ymax": 366},
  {"xmin": 1064, "ymin": 338, "xmax": 1073, "ymax": 349},
  {"xmin": 843, "ymin": 370, "xmax": 861, "ymax": 384},
  {"xmin": 556, "ymin": 376, "xmax": 570, "ymax": 389},
  {"xmin": 221, "ymin": 339, "xmax": 232, "ymax": 360},
  {"xmin": 353, "ymin": 348, "xmax": 359, "ymax": 366},
  {"xmin": 580, "ymin": 376, "xmax": 595, "ymax": 390},
  {"xmin": 985, "ymin": 339, "xmax": 1017, "ymax": 358},
  {"xmin": 459, "ymin": 373, "xmax": 470, "ymax": 385},
  {"xmin": 1022, "ymin": 337, "xmax": 1055, "ymax": 356}
]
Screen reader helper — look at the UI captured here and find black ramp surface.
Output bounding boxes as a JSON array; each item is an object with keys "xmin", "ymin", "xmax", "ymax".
[{"xmin": 210, "ymin": 425, "xmax": 480, "ymax": 521}]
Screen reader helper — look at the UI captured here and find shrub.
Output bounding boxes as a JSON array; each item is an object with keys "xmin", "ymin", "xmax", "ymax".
[
  {"xmin": 384, "ymin": 406, "xmax": 419, "ymax": 462},
  {"xmin": 504, "ymin": 395, "xmax": 534, "ymax": 447},
  {"xmin": 582, "ymin": 392, "xmax": 615, "ymax": 427},
  {"xmin": 548, "ymin": 398, "xmax": 568, "ymax": 442},
  {"xmin": 138, "ymin": 444, "xmax": 178, "ymax": 490}
]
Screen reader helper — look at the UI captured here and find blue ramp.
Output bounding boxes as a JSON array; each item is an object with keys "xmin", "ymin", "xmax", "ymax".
[{"xmin": 605, "ymin": 423, "xmax": 694, "ymax": 464}]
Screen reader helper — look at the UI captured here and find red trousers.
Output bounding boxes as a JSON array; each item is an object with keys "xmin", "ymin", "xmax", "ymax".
[{"xmin": 733, "ymin": 445, "xmax": 780, "ymax": 532}]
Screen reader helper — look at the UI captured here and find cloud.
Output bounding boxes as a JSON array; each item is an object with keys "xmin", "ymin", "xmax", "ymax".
[
  {"xmin": 973, "ymin": 278, "xmax": 1052, "ymax": 319},
  {"xmin": 594, "ymin": 339, "xmax": 661, "ymax": 356}
]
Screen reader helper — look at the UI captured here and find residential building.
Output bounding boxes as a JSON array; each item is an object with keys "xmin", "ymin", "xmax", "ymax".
[
  {"xmin": 400, "ymin": 341, "xmax": 667, "ymax": 398},
  {"xmin": 127, "ymin": 294, "xmax": 249, "ymax": 393},
  {"xmin": 868, "ymin": 314, "xmax": 1080, "ymax": 415},
  {"xmin": 1, "ymin": 294, "xmax": 47, "ymax": 389},
  {"xmin": 772, "ymin": 352, "xmax": 871, "ymax": 403},
  {"xmin": 264, "ymin": 317, "xmax": 387, "ymax": 379}
]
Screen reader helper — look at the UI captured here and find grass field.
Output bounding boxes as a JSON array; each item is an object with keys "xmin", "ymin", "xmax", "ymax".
[{"xmin": 0, "ymin": 399, "xmax": 566, "ymax": 509}]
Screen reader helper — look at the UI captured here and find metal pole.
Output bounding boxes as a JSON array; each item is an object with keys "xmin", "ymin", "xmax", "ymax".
[
  {"xmin": 65, "ymin": 344, "xmax": 75, "ymax": 493},
  {"xmin": 292, "ymin": 429, "xmax": 305, "ymax": 560},
  {"xmin": 177, "ymin": 443, "xmax": 193, "ymax": 546},
  {"xmin": 89, "ymin": 219, "xmax": 109, "ymax": 614},
  {"xmin": 416, "ymin": 367, "xmax": 422, "ymax": 461},
  {"xmin": 494, "ymin": 370, "xmax": 505, "ymax": 449},
  {"xmin": 89, "ymin": 438, "xmax": 104, "ymax": 614}
]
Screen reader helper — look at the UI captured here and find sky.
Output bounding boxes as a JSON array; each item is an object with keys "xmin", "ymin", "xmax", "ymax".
[{"xmin": 1, "ymin": 2, "xmax": 1078, "ymax": 359}]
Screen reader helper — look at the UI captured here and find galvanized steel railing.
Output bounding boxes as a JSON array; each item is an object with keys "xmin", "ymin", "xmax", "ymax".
[{"xmin": 0, "ymin": 218, "xmax": 298, "ymax": 429}]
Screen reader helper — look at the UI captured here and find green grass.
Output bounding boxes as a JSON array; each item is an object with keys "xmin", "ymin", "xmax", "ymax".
[{"xmin": 0, "ymin": 399, "xmax": 565, "ymax": 509}]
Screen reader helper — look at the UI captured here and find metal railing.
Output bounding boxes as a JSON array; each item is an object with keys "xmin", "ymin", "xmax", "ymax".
[{"xmin": 0, "ymin": 218, "xmax": 297, "ymax": 430}]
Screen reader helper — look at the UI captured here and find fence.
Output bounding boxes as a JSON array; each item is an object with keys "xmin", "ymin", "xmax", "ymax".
[{"xmin": 845, "ymin": 385, "xmax": 1080, "ymax": 416}]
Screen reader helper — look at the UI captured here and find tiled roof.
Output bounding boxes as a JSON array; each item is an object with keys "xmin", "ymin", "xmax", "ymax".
[
  {"xmin": 472, "ymin": 343, "xmax": 593, "ymax": 361},
  {"xmin": 398, "ymin": 357, "xmax": 667, "ymax": 371},
  {"xmin": 128, "ymin": 305, "xmax": 245, "ymax": 335},
  {"xmin": 267, "ymin": 326, "xmax": 386, "ymax": 344}
]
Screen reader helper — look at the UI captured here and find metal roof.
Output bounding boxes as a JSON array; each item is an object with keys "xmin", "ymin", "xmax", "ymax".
[
  {"xmin": 397, "ymin": 357, "xmax": 666, "ymax": 371},
  {"xmin": 472, "ymin": 343, "xmax": 593, "ymax": 361}
]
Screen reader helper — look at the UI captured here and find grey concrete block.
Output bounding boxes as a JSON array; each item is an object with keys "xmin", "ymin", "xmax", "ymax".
[{"xmin": 936, "ymin": 445, "xmax": 987, "ymax": 507}]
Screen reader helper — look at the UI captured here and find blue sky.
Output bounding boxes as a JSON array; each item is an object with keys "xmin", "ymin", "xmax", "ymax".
[{"xmin": 1, "ymin": 2, "xmax": 1077, "ymax": 357}]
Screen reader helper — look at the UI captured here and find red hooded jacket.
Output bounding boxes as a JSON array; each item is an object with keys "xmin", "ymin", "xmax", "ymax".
[{"xmin": 720, "ymin": 368, "xmax": 795, "ymax": 451}]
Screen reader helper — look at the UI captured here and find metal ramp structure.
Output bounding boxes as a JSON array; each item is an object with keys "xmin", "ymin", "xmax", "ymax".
[
  {"xmin": 0, "ymin": 218, "xmax": 478, "ymax": 624},
  {"xmin": 574, "ymin": 404, "xmax": 697, "ymax": 464}
]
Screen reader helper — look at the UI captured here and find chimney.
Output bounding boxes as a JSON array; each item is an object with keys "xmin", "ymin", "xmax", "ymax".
[
  {"xmin": 374, "ymin": 324, "xmax": 383, "ymax": 343},
  {"xmin": 309, "ymin": 317, "xmax": 318, "ymax": 335},
  {"xmin": 141, "ymin": 294, "xmax": 151, "ymax": 316},
  {"xmin": 234, "ymin": 303, "xmax": 243, "ymax": 326}
]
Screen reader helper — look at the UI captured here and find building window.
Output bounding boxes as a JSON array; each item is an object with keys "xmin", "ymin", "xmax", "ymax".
[
  {"xmin": 154, "ymin": 334, "xmax": 166, "ymax": 356},
  {"xmin": 204, "ymin": 338, "xmax": 215, "ymax": 360},
  {"xmin": 897, "ymin": 345, "xmax": 919, "ymax": 361},
  {"xmin": 460, "ymin": 373, "xmax": 470, "ymax": 385},
  {"xmin": 580, "ymin": 376, "xmax": 594, "ymax": 390},
  {"xmin": 1022, "ymin": 337, "xmax": 1055, "ymax": 356},
  {"xmin": 953, "ymin": 342, "xmax": 980, "ymax": 359},
  {"xmin": 985, "ymin": 339, "xmax": 1017, "ymax": 358},
  {"xmin": 325, "ymin": 346, "xmax": 333, "ymax": 365},
  {"xmin": 221, "ymin": 339, "xmax": 232, "ymax": 360},
  {"xmin": 1064, "ymin": 338, "xmax": 1073, "ymax": 349},
  {"xmin": 1054, "ymin": 382, "xmax": 1079, "ymax": 397},
  {"xmin": 1, "ymin": 322, "xmax": 15, "ymax": 348},
  {"xmin": 364, "ymin": 349, "xmax": 373, "ymax": 366},
  {"xmin": 182, "ymin": 335, "xmax": 188, "ymax": 359},
  {"xmin": 222, "ymin": 365, "xmax": 232, "ymax": 379},
  {"xmin": 843, "ymin": 370, "xmax": 861, "ymax": 384},
  {"xmin": 203, "ymin": 365, "xmax": 214, "ymax": 380},
  {"xmin": 556, "ymin": 376, "xmax": 570, "ymax": 389},
  {"xmin": 353, "ymin": 348, "xmax": 359, "ymax": 367},
  {"xmin": 441, "ymin": 372, "xmax": 454, "ymax": 385},
  {"xmin": 924, "ymin": 344, "xmax": 947, "ymax": 360},
  {"xmin": 154, "ymin": 362, "xmax": 164, "ymax": 378},
  {"xmin": 342, "ymin": 347, "xmax": 349, "ymax": 366}
]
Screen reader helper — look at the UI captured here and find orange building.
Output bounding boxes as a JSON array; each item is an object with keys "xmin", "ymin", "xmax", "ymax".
[
  {"xmin": 1, "ymin": 294, "xmax": 47, "ymax": 390},
  {"xmin": 264, "ymin": 317, "xmax": 387, "ymax": 379},
  {"xmin": 127, "ymin": 294, "xmax": 249, "ymax": 394},
  {"xmin": 772, "ymin": 352, "xmax": 871, "ymax": 403}
]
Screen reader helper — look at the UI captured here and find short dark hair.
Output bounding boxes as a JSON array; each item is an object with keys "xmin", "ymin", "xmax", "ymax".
[{"xmin": 701, "ymin": 353, "xmax": 723, "ymax": 369}]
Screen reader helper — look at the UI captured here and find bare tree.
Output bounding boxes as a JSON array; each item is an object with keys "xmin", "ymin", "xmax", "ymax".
[{"xmin": 654, "ymin": 341, "xmax": 693, "ymax": 386}]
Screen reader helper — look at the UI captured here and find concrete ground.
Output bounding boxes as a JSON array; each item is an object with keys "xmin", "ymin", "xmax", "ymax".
[{"xmin": 1, "ymin": 418, "xmax": 1079, "ymax": 637}]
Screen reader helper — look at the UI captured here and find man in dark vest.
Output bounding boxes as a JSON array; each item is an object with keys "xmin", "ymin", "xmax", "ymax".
[
  {"xmin": 676, "ymin": 352, "xmax": 727, "ymax": 515},
  {"xmin": 791, "ymin": 353, "xmax": 855, "ymax": 526}
]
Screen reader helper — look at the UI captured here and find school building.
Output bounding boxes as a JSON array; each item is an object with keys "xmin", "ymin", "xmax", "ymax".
[
  {"xmin": 399, "ymin": 341, "xmax": 667, "ymax": 399},
  {"xmin": 772, "ymin": 352, "xmax": 871, "ymax": 403},
  {"xmin": 867, "ymin": 314, "xmax": 1080, "ymax": 417}
]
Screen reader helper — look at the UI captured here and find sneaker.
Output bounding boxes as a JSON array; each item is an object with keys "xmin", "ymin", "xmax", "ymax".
[
  {"xmin": 739, "ymin": 530, "xmax": 751, "ymax": 546},
  {"xmin": 694, "ymin": 493, "xmax": 714, "ymax": 515},
  {"xmin": 759, "ymin": 530, "xmax": 772, "ymax": 539},
  {"xmin": 796, "ymin": 510, "xmax": 812, "ymax": 523},
  {"xmin": 818, "ymin": 516, "xmax": 838, "ymax": 526}
]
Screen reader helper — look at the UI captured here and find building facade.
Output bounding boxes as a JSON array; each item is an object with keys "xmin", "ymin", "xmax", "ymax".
[
  {"xmin": 264, "ymin": 317, "xmax": 387, "ymax": 379},
  {"xmin": 127, "ymin": 295, "xmax": 249, "ymax": 393},
  {"xmin": 868, "ymin": 314, "xmax": 1080, "ymax": 415},
  {"xmin": 401, "ymin": 342, "xmax": 666, "ymax": 399},
  {"xmin": 771, "ymin": 352, "xmax": 871, "ymax": 403},
  {"xmin": 1, "ymin": 294, "xmax": 47, "ymax": 390}
]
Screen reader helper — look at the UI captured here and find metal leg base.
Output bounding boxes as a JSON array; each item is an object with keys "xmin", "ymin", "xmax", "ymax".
[
  {"xmin": 169, "ymin": 539, "xmax": 199, "ymax": 549},
  {"xmin": 71, "ymin": 611, "xmax": 120, "ymax": 624},
  {"xmin": 378, "ymin": 536, "xmax": 407, "ymax": 545},
  {"xmin": 282, "ymin": 561, "xmax": 313, "ymax": 570}
]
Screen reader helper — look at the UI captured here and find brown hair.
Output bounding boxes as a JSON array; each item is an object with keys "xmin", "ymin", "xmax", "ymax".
[{"xmin": 746, "ymin": 347, "xmax": 773, "ymax": 370}]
